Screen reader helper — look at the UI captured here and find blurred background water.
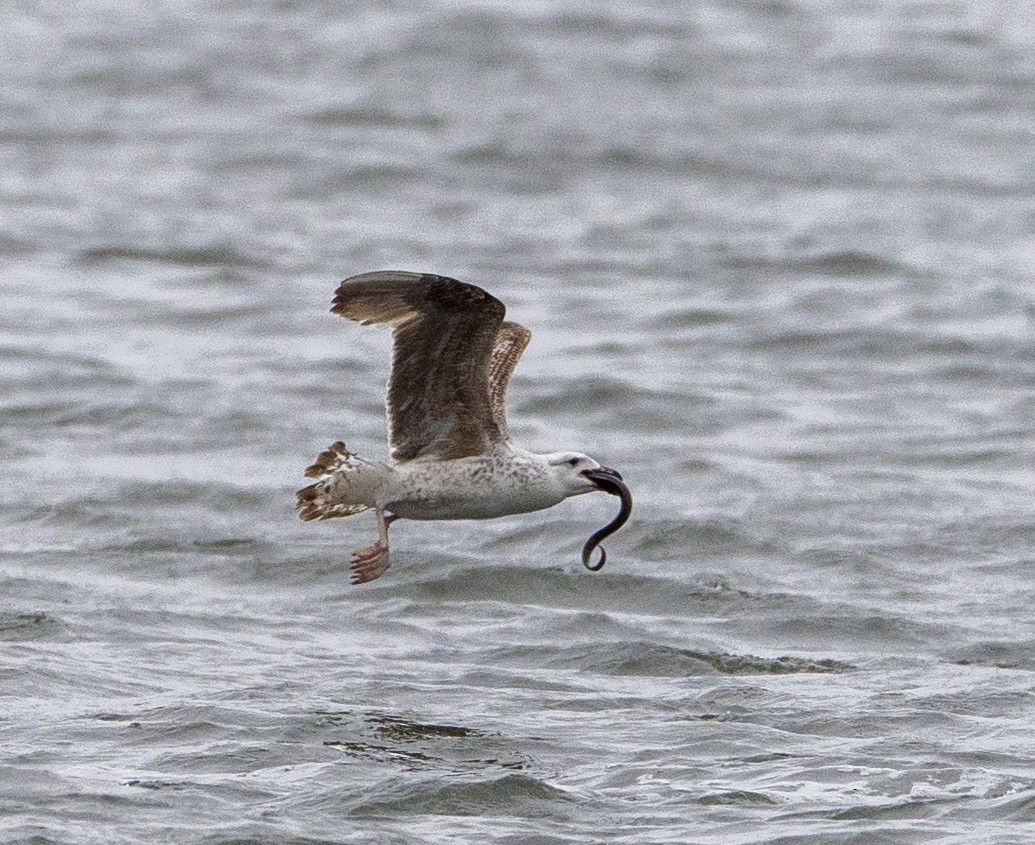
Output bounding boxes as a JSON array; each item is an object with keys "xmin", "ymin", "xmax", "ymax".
[{"xmin": 2, "ymin": 1, "xmax": 1035, "ymax": 842}]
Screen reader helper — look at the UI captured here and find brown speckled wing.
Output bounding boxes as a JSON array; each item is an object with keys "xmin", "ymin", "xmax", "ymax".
[
  {"xmin": 488, "ymin": 321, "xmax": 531, "ymax": 441},
  {"xmin": 331, "ymin": 271, "xmax": 506, "ymax": 462}
]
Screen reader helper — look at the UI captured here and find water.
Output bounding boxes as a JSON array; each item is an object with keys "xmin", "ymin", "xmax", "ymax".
[{"xmin": 2, "ymin": 1, "xmax": 1035, "ymax": 842}]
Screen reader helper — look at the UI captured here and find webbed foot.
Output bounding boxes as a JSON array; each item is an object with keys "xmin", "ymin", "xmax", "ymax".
[{"xmin": 350, "ymin": 538, "xmax": 390, "ymax": 584}]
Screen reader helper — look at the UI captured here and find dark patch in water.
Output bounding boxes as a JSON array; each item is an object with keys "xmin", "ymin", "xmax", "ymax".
[
  {"xmin": 370, "ymin": 714, "xmax": 484, "ymax": 742},
  {"xmin": 698, "ymin": 789, "xmax": 779, "ymax": 806},
  {"xmin": 125, "ymin": 779, "xmax": 190, "ymax": 791},
  {"xmin": 315, "ymin": 710, "xmax": 527, "ymax": 775},
  {"xmin": 946, "ymin": 640, "xmax": 1035, "ymax": 671},
  {"xmin": 304, "ymin": 105, "xmax": 445, "ymax": 130},
  {"xmin": 80, "ymin": 243, "xmax": 260, "ymax": 268},
  {"xmin": 511, "ymin": 641, "xmax": 852, "ymax": 677},
  {"xmin": 724, "ymin": 249, "xmax": 907, "ymax": 276},
  {"xmin": 0, "ymin": 612, "xmax": 63, "ymax": 642}
]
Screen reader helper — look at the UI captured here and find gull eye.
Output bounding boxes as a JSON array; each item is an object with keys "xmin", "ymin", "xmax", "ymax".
[{"xmin": 567, "ymin": 457, "xmax": 580, "ymax": 467}]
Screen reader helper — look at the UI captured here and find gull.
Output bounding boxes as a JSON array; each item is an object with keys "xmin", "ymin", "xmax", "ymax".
[{"xmin": 296, "ymin": 271, "xmax": 630, "ymax": 584}]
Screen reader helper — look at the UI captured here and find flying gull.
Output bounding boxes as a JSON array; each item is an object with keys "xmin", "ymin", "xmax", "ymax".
[{"xmin": 296, "ymin": 271, "xmax": 631, "ymax": 584}]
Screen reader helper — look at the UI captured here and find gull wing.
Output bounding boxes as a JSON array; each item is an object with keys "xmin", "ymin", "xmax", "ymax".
[{"xmin": 331, "ymin": 271, "xmax": 507, "ymax": 461}]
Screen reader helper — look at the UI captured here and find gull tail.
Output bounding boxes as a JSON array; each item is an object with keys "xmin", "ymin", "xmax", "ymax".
[{"xmin": 295, "ymin": 441, "xmax": 389, "ymax": 522}]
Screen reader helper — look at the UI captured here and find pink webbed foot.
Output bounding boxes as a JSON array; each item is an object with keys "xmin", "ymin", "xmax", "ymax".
[{"xmin": 350, "ymin": 538, "xmax": 390, "ymax": 584}]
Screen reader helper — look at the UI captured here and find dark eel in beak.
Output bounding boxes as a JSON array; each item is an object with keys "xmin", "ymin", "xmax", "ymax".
[{"xmin": 579, "ymin": 466, "xmax": 632, "ymax": 571}]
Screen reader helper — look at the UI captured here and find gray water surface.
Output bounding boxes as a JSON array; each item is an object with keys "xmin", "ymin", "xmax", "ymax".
[{"xmin": 3, "ymin": 2, "xmax": 1035, "ymax": 843}]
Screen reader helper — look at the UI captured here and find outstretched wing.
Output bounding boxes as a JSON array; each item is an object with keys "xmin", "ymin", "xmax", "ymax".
[
  {"xmin": 331, "ymin": 271, "xmax": 506, "ymax": 462},
  {"xmin": 488, "ymin": 321, "xmax": 531, "ymax": 441}
]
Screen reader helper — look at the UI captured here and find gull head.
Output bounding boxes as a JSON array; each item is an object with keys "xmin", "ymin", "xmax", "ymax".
[{"xmin": 544, "ymin": 451, "xmax": 624, "ymax": 499}]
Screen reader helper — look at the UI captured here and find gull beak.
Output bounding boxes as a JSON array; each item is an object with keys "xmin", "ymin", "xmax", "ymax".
[{"xmin": 580, "ymin": 466, "xmax": 625, "ymax": 492}]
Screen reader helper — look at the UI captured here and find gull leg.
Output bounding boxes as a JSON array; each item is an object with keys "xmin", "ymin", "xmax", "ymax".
[{"xmin": 350, "ymin": 509, "xmax": 396, "ymax": 585}]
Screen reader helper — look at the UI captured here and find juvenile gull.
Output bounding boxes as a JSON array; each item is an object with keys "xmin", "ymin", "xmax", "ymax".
[{"xmin": 296, "ymin": 271, "xmax": 630, "ymax": 584}]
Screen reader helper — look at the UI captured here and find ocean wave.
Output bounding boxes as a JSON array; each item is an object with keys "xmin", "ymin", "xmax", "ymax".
[{"xmin": 349, "ymin": 773, "xmax": 571, "ymax": 818}]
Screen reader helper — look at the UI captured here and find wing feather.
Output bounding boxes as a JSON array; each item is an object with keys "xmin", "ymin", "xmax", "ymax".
[
  {"xmin": 331, "ymin": 271, "xmax": 506, "ymax": 461},
  {"xmin": 488, "ymin": 321, "xmax": 531, "ymax": 440}
]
